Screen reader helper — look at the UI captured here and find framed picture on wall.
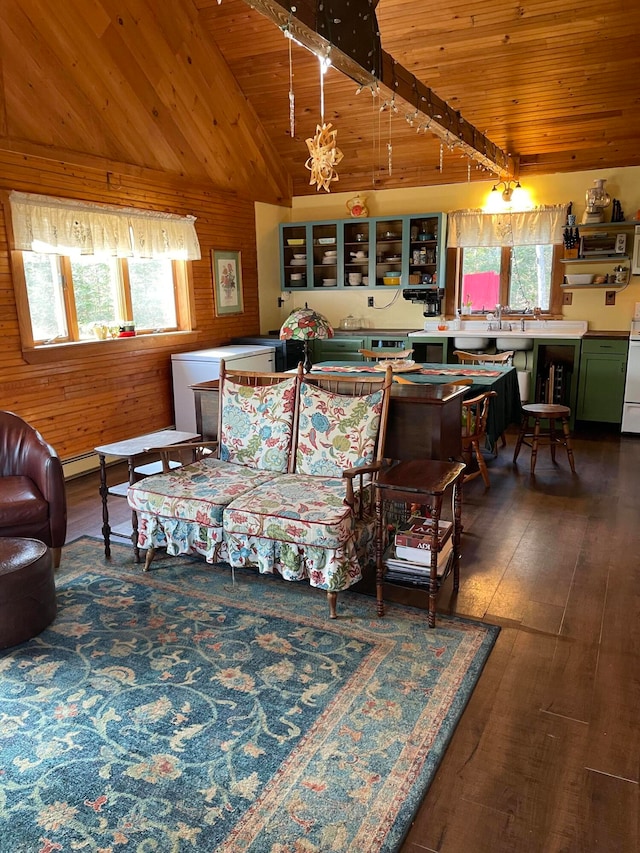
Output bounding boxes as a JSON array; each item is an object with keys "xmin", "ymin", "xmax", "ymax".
[{"xmin": 212, "ymin": 249, "xmax": 244, "ymax": 316}]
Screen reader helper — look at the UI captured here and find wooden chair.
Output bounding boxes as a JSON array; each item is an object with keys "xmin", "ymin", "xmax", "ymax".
[
  {"xmin": 358, "ymin": 348, "xmax": 414, "ymax": 361},
  {"xmin": 512, "ymin": 403, "xmax": 576, "ymax": 474},
  {"xmin": 461, "ymin": 390, "xmax": 498, "ymax": 487},
  {"xmin": 453, "ymin": 350, "xmax": 515, "ymax": 365},
  {"xmin": 453, "ymin": 352, "xmax": 512, "ymax": 452}
]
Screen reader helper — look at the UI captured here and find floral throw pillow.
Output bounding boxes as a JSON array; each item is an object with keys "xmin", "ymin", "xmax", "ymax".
[
  {"xmin": 219, "ymin": 376, "xmax": 298, "ymax": 472},
  {"xmin": 295, "ymin": 381, "xmax": 383, "ymax": 477}
]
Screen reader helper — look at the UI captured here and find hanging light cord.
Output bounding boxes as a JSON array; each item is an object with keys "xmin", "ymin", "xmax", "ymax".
[
  {"xmin": 288, "ymin": 27, "xmax": 295, "ymax": 137},
  {"xmin": 319, "ymin": 57, "xmax": 331, "ymax": 123}
]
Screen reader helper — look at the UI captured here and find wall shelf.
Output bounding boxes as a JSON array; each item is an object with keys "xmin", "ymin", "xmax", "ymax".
[
  {"xmin": 576, "ymin": 220, "xmax": 638, "ymax": 229},
  {"xmin": 561, "ymin": 254, "xmax": 629, "ymax": 264},
  {"xmin": 560, "ymin": 282, "xmax": 626, "ymax": 288}
]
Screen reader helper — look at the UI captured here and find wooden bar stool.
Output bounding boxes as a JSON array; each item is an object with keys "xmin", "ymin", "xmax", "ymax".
[{"xmin": 512, "ymin": 403, "xmax": 576, "ymax": 474}]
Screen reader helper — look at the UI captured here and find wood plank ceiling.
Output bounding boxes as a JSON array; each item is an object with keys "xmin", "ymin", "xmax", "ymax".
[{"xmin": 196, "ymin": 0, "xmax": 640, "ymax": 198}]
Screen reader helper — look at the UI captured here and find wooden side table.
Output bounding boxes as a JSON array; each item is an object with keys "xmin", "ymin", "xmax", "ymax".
[
  {"xmin": 374, "ymin": 458, "xmax": 465, "ymax": 627},
  {"xmin": 95, "ymin": 429, "xmax": 199, "ymax": 561}
]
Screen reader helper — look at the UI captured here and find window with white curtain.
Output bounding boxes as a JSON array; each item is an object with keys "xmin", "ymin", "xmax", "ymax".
[
  {"xmin": 9, "ymin": 192, "xmax": 201, "ymax": 345},
  {"xmin": 447, "ymin": 206, "xmax": 567, "ymax": 313}
]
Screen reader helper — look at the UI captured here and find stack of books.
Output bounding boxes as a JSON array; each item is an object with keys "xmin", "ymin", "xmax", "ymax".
[{"xmin": 383, "ymin": 516, "xmax": 454, "ymax": 585}]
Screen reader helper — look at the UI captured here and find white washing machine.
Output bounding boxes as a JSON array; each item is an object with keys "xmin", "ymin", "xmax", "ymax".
[{"xmin": 171, "ymin": 345, "xmax": 275, "ymax": 432}]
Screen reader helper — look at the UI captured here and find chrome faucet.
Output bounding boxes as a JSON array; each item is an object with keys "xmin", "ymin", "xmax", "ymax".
[
  {"xmin": 495, "ymin": 304, "xmax": 503, "ymax": 330},
  {"xmin": 520, "ymin": 317, "xmax": 526, "ymax": 332}
]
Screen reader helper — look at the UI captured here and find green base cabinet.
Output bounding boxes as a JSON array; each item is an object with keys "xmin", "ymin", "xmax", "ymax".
[
  {"xmin": 313, "ymin": 336, "xmax": 366, "ymax": 362},
  {"xmin": 576, "ymin": 339, "xmax": 629, "ymax": 423},
  {"xmin": 402, "ymin": 335, "xmax": 447, "ymax": 363},
  {"xmin": 365, "ymin": 334, "xmax": 410, "ymax": 354},
  {"xmin": 530, "ymin": 338, "xmax": 582, "ymax": 428}
]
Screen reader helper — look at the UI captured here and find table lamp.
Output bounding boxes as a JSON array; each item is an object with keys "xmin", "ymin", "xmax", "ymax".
[{"xmin": 280, "ymin": 304, "xmax": 334, "ymax": 372}]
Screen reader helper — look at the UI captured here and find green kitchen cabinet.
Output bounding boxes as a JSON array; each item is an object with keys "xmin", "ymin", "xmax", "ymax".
[
  {"xmin": 530, "ymin": 338, "xmax": 582, "ymax": 427},
  {"xmin": 403, "ymin": 335, "xmax": 447, "ymax": 363},
  {"xmin": 576, "ymin": 338, "xmax": 629, "ymax": 423},
  {"xmin": 313, "ymin": 336, "xmax": 366, "ymax": 362},
  {"xmin": 280, "ymin": 212, "xmax": 446, "ymax": 292},
  {"xmin": 365, "ymin": 334, "xmax": 411, "ymax": 354}
]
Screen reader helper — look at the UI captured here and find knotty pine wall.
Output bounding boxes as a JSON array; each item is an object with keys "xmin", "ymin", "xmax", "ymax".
[{"xmin": 0, "ymin": 149, "xmax": 263, "ymax": 464}]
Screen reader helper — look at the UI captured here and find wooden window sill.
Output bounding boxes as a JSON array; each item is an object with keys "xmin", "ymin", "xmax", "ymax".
[{"xmin": 21, "ymin": 330, "xmax": 201, "ymax": 365}]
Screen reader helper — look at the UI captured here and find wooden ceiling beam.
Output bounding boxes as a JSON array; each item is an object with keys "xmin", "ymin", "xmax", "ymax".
[{"xmin": 235, "ymin": 0, "xmax": 512, "ymax": 178}]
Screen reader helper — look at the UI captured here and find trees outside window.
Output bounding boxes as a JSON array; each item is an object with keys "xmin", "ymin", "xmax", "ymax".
[
  {"xmin": 20, "ymin": 252, "xmax": 181, "ymax": 343},
  {"xmin": 460, "ymin": 244, "xmax": 554, "ymax": 313}
]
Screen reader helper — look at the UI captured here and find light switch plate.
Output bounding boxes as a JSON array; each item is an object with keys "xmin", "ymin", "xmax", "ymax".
[
  {"xmin": 605, "ymin": 290, "xmax": 616, "ymax": 305},
  {"xmin": 562, "ymin": 291, "xmax": 573, "ymax": 305}
]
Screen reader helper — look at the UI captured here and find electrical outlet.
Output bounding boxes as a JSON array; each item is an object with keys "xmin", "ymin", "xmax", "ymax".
[
  {"xmin": 562, "ymin": 291, "xmax": 573, "ymax": 305},
  {"xmin": 367, "ymin": 296, "xmax": 374, "ymax": 308},
  {"xmin": 605, "ymin": 290, "xmax": 616, "ymax": 306}
]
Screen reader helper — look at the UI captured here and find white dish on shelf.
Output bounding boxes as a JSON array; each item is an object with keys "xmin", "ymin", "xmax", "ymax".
[
  {"xmin": 564, "ymin": 274, "xmax": 595, "ymax": 285},
  {"xmin": 318, "ymin": 237, "xmax": 336, "ymax": 245},
  {"xmin": 290, "ymin": 259, "xmax": 306, "ymax": 266},
  {"xmin": 292, "ymin": 253, "xmax": 306, "ymax": 260},
  {"xmin": 322, "ymin": 279, "xmax": 337, "ymax": 287},
  {"xmin": 322, "ymin": 257, "xmax": 336, "ymax": 264}
]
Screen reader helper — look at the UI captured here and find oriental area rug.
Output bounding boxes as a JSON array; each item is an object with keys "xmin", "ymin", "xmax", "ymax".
[{"xmin": 0, "ymin": 537, "xmax": 499, "ymax": 853}]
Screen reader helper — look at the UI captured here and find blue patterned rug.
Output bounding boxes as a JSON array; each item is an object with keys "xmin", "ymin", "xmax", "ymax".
[{"xmin": 0, "ymin": 537, "xmax": 499, "ymax": 853}]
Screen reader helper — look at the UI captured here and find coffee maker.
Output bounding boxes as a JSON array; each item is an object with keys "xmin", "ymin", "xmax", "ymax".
[{"xmin": 403, "ymin": 287, "xmax": 443, "ymax": 316}]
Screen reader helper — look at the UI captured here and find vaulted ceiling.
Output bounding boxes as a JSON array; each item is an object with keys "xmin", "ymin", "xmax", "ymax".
[
  {"xmin": 197, "ymin": 0, "xmax": 640, "ymax": 197},
  {"xmin": 1, "ymin": 1, "xmax": 638, "ymax": 206}
]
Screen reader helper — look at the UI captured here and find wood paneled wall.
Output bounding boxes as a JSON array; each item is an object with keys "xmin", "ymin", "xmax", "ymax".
[
  {"xmin": 0, "ymin": 0, "xmax": 290, "ymax": 204},
  {"xmin": 0, "ymin": 150, "xmax": 262, "ymax": 462}
]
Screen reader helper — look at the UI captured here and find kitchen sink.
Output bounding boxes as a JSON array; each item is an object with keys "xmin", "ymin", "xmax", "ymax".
[
  {"xmin": 453, "ymin": 336, "xmax": 490, "ymax": 350},
  {"xmin": 495, "ymin": 336, "xmax": 534, "ymax": 350}
]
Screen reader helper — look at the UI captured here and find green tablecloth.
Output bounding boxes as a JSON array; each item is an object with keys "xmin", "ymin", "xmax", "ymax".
[{"xmin": 310, "ymin": 361, "xmax": 523, "ymax": 448}]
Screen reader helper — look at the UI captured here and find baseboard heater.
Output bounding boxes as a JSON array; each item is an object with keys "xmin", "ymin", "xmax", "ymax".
[{"xmin": 62, "ymin": 451, "xmax": 101, "ymax": 480}]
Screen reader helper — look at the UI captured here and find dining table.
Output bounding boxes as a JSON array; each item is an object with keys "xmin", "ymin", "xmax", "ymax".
[{"xmin": 309, "ymin": 361, "xmax": 523, "ymax": 451}]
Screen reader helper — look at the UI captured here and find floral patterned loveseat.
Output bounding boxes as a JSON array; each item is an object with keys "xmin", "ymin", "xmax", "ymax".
[{"xmin": 127, "ymin": 362, "xmax": 393, "ymax": 617}]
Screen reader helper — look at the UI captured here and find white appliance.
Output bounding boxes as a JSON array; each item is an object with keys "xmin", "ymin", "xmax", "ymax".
[
  {"xmin": 632, "ymin": 226, "xmax": 640, "ymax": 276},
  {"xmin": 621, "ymin": 319, "xmax": 640, "ymax": 433},
  {"xmin": 171, "ymin": 345, "xmax": 275, "ymax": 432}
]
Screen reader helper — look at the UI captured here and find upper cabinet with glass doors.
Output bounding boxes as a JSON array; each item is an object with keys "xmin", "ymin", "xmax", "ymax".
[{"xmin": 279, "ymin": 213, "xmax": 446, "ymax": 292}]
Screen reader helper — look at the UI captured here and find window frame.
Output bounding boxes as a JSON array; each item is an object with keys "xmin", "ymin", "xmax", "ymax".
[
  {"xmin": 4, "ymin": 190, "xmax": 198, "ymax": 361},
  {"xmin": 448, "ymin": 244, "xmax": 564, "ymax": 317},
  {"xmin": 10, "ymin": 248, "xmax": 197, "ymax": 362}
]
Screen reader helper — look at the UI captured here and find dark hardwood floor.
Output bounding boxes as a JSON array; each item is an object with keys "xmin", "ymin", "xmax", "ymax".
[{"xmin": 64, "ymin": 424, "xmax": 640, "ymax": 852}]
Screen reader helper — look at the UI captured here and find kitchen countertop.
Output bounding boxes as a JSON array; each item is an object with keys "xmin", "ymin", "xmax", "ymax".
[
  {"xmin": 330, "ymin": 326, "xmax": 630, "ymax": 340},
  {"xmin": 332, "ymin": 328, "xmax": 416, "ymax": 335},
  {"xmin": 583, "ymin": 330, "xmax": 629, "ymax": 339},
  {"xmin": 409, "ymin": 320, "xmax": 588, "ymax": 339}
]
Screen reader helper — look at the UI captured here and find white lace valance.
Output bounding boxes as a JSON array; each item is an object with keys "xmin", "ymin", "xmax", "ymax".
[
  {"xmin": 9, "ymin": 191, "xmax": 201, "ymax": 260},
  {"xmin": 447, "ymin": 205, "xmax": 568, "ymax": 248}
]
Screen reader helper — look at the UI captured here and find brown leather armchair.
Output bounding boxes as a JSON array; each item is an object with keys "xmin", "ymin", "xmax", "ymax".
[{"xmin": 0, "ymin": 411, "xmax": 67, "ymax": 568}]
